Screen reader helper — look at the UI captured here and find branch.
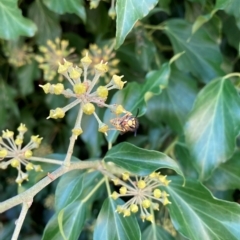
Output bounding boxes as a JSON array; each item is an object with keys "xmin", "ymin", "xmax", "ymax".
[
  {"xmin": 0, "ymin": 160, "xmax": 100, "ymax": 213},
  {"xmin": 11, "ymin": 202, "xmax": 32, "ymax": 240}
]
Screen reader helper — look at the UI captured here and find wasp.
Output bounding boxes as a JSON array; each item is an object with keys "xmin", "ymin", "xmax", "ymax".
[{"xmin": 110, "ymin": 109, "xmax": 139, "ymax": 136}]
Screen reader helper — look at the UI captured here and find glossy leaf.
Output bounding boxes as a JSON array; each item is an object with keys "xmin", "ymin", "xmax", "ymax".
[
  {"xmin": 55, "ymin": 170, "xmax": 103, "ymax": 211},
  {"xmin": 28, "ymin": 0, "xmax": 61, "ymax": 44},
  {"xmin": 146, "ymin": 66, "xmax": 198, "ymax": 133},
  {"xmin": 0, "ymin": 0, "xmax": 37, "ymax": 39},
  {"xmin": 185, "ymin": 78, "xmax": 240, "ymax": 180},
  {"xmin": 216, "ymin": 0, "xmax": 240, "ymax": 29},
  {"xmin": 43, "ymin": 0, "xmax": 86, "ymax": 23},
  {"xmin": 115, "ymin": 0, "xmax": 158, "ymax": 48},
  {"xmin": 164, "ymin": 19, "xmax": 224, "ymax": 83},
  {"xmin": 142, "ymin": 224, "xmax": 175, "ymax": 240},
  {"xmin": 104, "ymin": 142, "xmax": 184, "ymax": 178},
  {"xmin": 93, "ymin": 198, "xmax": 140, "ymax": 240},
  {"xmin": 206, "ymin": 151, "xmax": 240, "ymax": 191},
  {"xmin": 164, "ymin": 176, "xmax": 240, "ymax": 240},
  {"xmin": 58, "ymin": 201, "xmax": 86, "ymax": 240}
]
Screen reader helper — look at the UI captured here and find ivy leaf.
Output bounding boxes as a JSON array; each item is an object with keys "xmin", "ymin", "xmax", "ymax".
[
  {"xmin": 185, "ymin": 78, "xmax": 240, "ymax": 180},
  {"xmin": 206, "ymin": 151, "xmax": 240, "ymax": 191},
  {"xmin": 164, "ymin": 176, "xmax": 240, "ymax": 240},
  {"xmin": 55, "ymin": 170, "xmax": 103, "ymax": 211},
  {"xmin": 43, "ymin": 0, "xmax": 86, "ymax": 23},
  {"xmin": 146, "ymin": 66, "xmax": 198, "ymax": 133},
  {"xmin": 104, "ymin": 142, "xmax": 184, "ymax": 178},
  {"xmin": 42, "ymin": 201, "xmax": 86, "ymax": 240},
  {"xmin": 142, "ymin": 224, "xmax": 175, "ymax": 240},
  {"xmin": 115, "ymin": 0, "xmax": 158, "ymax": 48},
  {"xmin": 58, "ymin": 201, "xmax": 86, "ymax": 240},
  {"xmin": 0, "ymin": 0, "xmax": 37, "ymax": 39},
  {"xmin": 28, "ymin": 0, "xmax": 61, "ymax": 45},
  {"xmin": 93, "ymin": 198, "xmax": 140, "ymax": 240},
  {"xmin": 164, "ymin": 19, "xmax": 224, "ymax": 83},
  {"xmin": 216, "ymin": 0, "xmax": 240, "ymax": 29}
]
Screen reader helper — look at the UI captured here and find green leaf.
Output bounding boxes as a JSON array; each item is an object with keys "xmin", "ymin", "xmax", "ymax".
[
  {"xmin": 104, "ymin": 142, "xmax": 184, "ymax": 178},
  {"xmin": 43, "ymin": 0, "xmax": 86, "ymax": 23},
  {"xmin": 206, "ymin": 151, "xmax": 240, "ymax": 190},
  {"xmin": 28, "ymin": 0, "xmax": 61, "ymax": 45},
  {"xmin": 0, "ymin": 0, "xmax": 37, "ymax": 39},
  {"xmin": 42, "ymin": 201, "xmax": 86, "ymax": 240},
  {"xmin": 58, "ymin": 201, "xmax": 86, "ymax": 240},
  {"xmin": 93, "ymin": 198, "xmax": 140, "ymax": 240},
  {"xmin": 142, "ymin": 224, "xmax": 175, "ymax": 240},
  {"xmin": 55, "ymin": 170, "xmax": 103, "ymax": 211},
  {"xmin": 216, "ymin": 0, "xmax": 240, "ymax": 29},
  {"xmin": 164, "ymin": 176, "xmax": 240, "ymax": 240},
  {"xmin": 146, "ymin": 66, "xmax": 198, "ymax": 133},
  {"xmin": 17, "ymin": 61, "xmax": 39, "ymax": 96},
  {"xmin": 185, "ymin": 78, "xmax": 240, "ymax": 180},
  {"xmin": 164, "ymin": 19, "xmax": 224, "ymax": 83},
  {"xmin": 115, "ymin": 0, "xmax": 158, "ymax": 48}
]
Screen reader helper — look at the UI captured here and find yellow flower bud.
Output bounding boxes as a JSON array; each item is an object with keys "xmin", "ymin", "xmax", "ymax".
[
  {"xmin": 49, "ymin": 108, "xmax": 65, "ymax": 119},
  {"xmin": 114, "ymin": 105, "xmax": 125, "ymax": 115},
  {"xmin": 149, "ymin": 172, "xmax": 158, "ymax": 178},
  {"xmin": 73, "ymin": 83, "xmax": 87, "ymax": 95},
  {"xmin": 24, "ymin": 150, "xmax": 33, "ymax": 159},
  {"xmin": 116, "ymin": 205, "xmax": 124, "ymax": 213},
  {"xmin": 146, "ymin": 215, "xmax": 154, "ymax": 223},
  {"xmin": 2, "ymin": 130, "xmax": 14, "ymax": 138},
  {"xmin": 119, "ymin": 186, "xmax": 127, "ymax": 195},
  {"xmin": 111, "ymin": 191, "xmax": 119, "ymax": 200},
  {"xmin": 53, "ymin": 83, "xmax": 64, "ymax": 95},
  {"xmin": 142, "ymin": 199, "xmax": 151, "ymax": 208},
  {"xmin": 108, "ymin": 6, "xmax": 116, "ymax": 19},
  {"xmin": 153, "ymin": 189, "xmax": 161, "ymax": 198},
  {"xmin": 39, "ymin": 83, "xmax": 51, "ymax": 94},
  {"xmin": 69, "ymin": 67, "xmax": 82, "ymax": 80},
  {"xmin": 15, "ymin": 176, "xmax": 23, "ymax": 186},
  {"xmin": 130, "ymin": 204, "xmax": 138, "ymax": 213},
  {"xmin": 163, "ymin": 197, "xmax": 171, "ymax": 206},
  {"xmin": 122, "ymin": 172, "xmax": 130, "ymax": 181},
  {"xmin": 17, "ymin": 123, "xmax": 28, "ymax": 133},
  {"xmin": 94, "ymin": 62, "xmax": 108, "ymax": 74},
  {"xmin": 83, "ymin": 103, "xmax": 95, "ymax": 115},
  {"xmin": 34, "ymin": 165, "xmax": 43, "ymax": 172},
  {"xmin": 97, "ymin": 86, "xmax": 108, "ymax": 98},
  {"xmin": 137, "ymin": 180, "xmax": 146, "ymax": 189},
  {"xmin": 72, "ymin": 128, "xmax": 83, "ymax": 137},
  {"xmin": 98, "ymin": 124, "xmax": 109, "ymax": 133},
  {"xmin": 81, "ymin": 53, "xmax": 92, "ymax": 67},
  {"xmin": 31, "ymin": 135, "xmax": 43, "ymax": 145},
  {"xmin": 123, "ymin": 209, "xmax": 131, "ymax": 217},
  {"xmin": 0, "ymin": 149, "xmax": 8, "ymax": 158},
  {"xmin": 11, "ymin": 159, "xmax": 20, "ymax": 168},
  {"xmin": 26, "ymin": 163, "xmax": 34, "ymax": 171},
  {"xmin": 112, "ymin": 178, "xmax": 119, "ymax": 185},
  {"xmin": 15, "ymin": 137, "xmax": 23, "ymax": 146},
  {"xmin": 112, "ymin": 75, "xmax": 126, "ymax": 89}
]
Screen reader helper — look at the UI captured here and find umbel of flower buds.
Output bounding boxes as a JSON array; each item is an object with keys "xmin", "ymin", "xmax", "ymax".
[
  {"xmin": 0, "ymin": 124, "xmax": 43, "ymax": 185},
  {"xmin": 39, "ymin": 54, "xmax": 130, "ymax": 138},
  {"xmin": 111, "ymin": 172, "xmax": 171, "ymax": 223}
]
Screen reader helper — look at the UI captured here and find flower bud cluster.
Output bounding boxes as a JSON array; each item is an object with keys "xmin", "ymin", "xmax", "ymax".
[
  {"xmin": 40, "ymin": 54, "xmax": 128, "ymax": 137},
  {"xmin": 0, "ymin": 124, "xmax": 43, "ymax": 185},
  {"xmin": 35, "ymin": 38, "xmax": 75, "ymax": 81},
  {"xmin": 111, "ymin": 172, "xmax": 171, "ymax": 223},
  {"xmin": 4, "ymin": 41, "xmax": 33, "ymax": 67},
  {"xmin": 81, "ymin": 42, "xmax": 119, "ymax": 79}
]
